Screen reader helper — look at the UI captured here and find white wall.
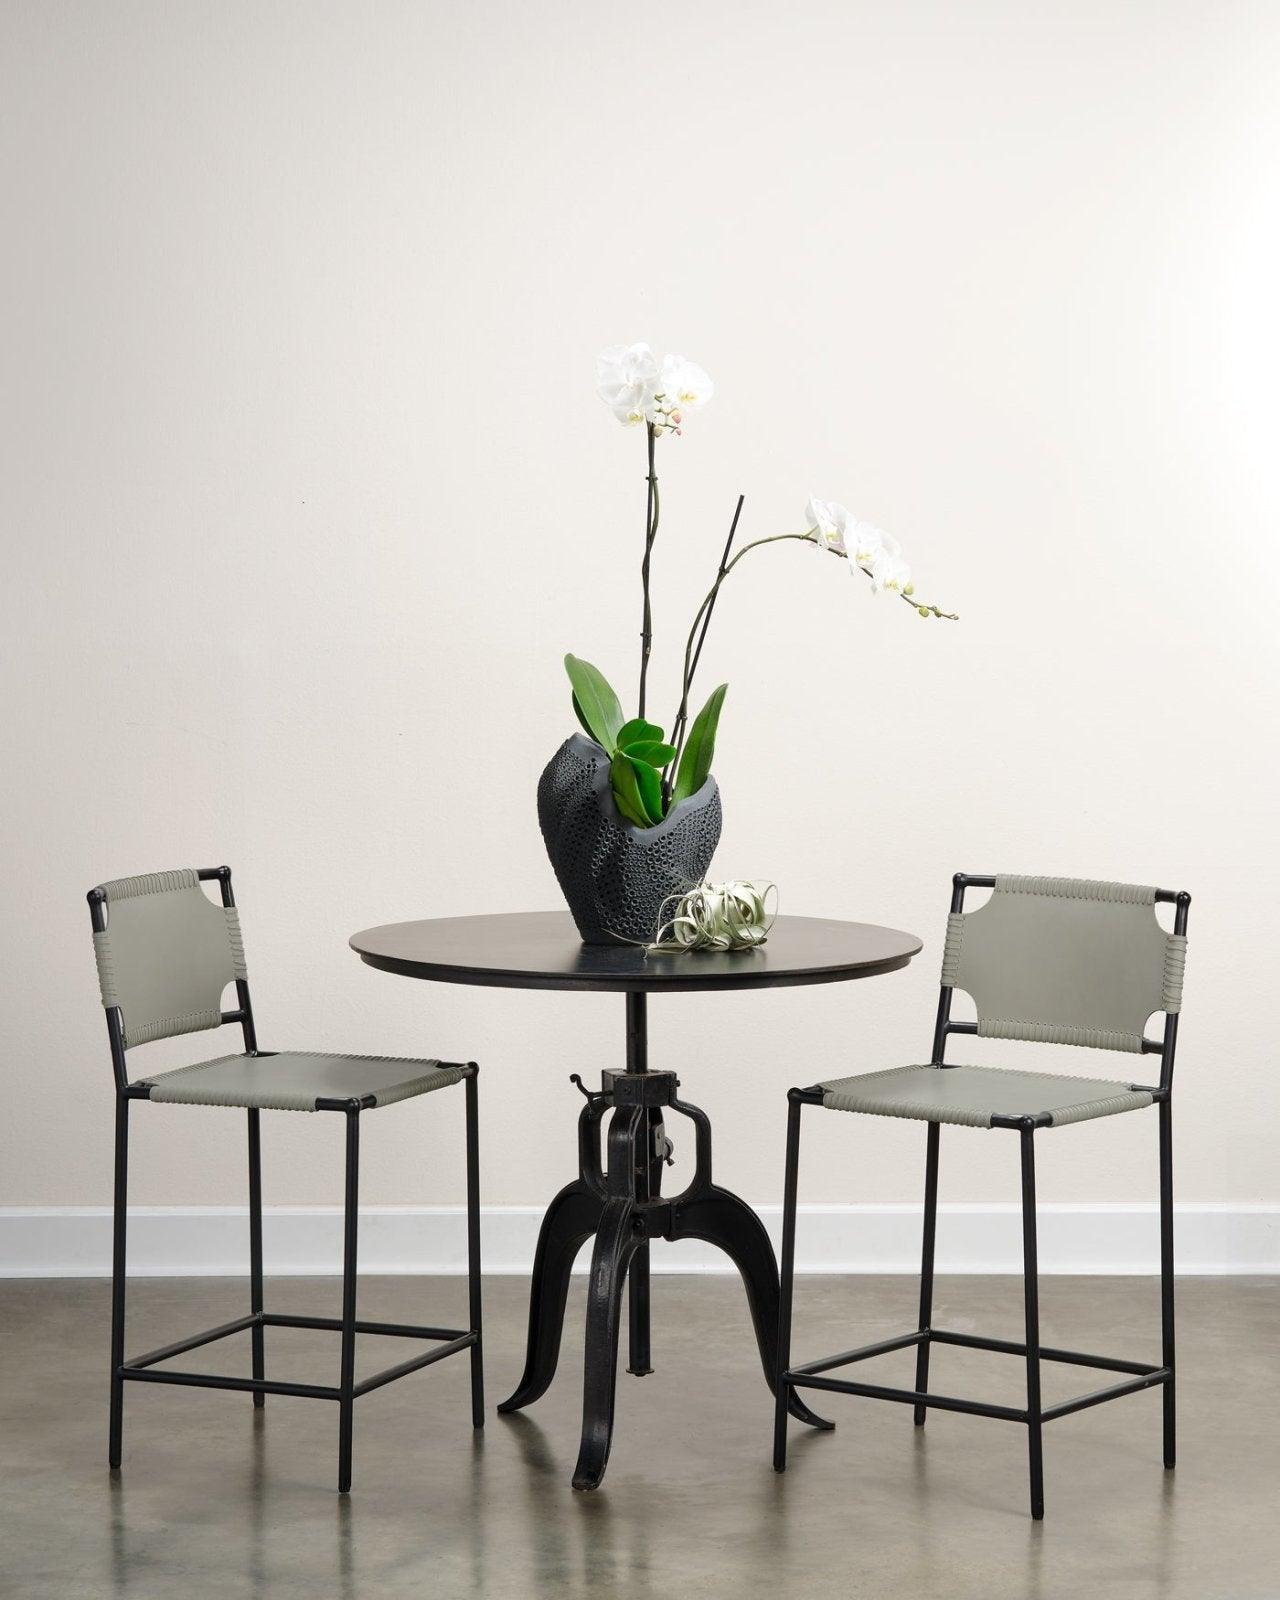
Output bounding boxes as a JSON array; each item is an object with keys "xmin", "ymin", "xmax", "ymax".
[{"xmin": 2, "ymin": 2, "xmax": 1277, "ymax": 1253}]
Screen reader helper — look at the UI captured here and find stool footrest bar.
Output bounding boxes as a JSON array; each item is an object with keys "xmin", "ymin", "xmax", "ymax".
[
  {"xmin": 352, "ymin": 1333, "xmax": 477, "ymax": 1397},
  {"xmin": 785, "ymin": 1370, "xmax": 1027, "ymax": 1422},
  {"xmin": 120, "ymin": 1367, "xmax": 340, "ymax": 1400},
  {"xmin": 120, "ymin": 1311, "xmax": 478, "ymax": 1406},
  {"xmin": 1041, "ymin": 1369, "xmax": 1171, "ymax": 1421},
  {"xmin": 784, "ymin": 1326, "xmax": 1172, "ymax": 1427},
  {"xmin": 929, "ymin": 1328, "xmax": 1162, "ymax": 1376},
  {"xmin": 123, "ymin": 1314, "xmax": 259, "ymax": 1372},
  {"xmin": 789, "ymin": 1330, "xmax": 927, "ymax": 1377},
  {"xmin": 260, "ymin": 1313, "xmax": 471, "ymax": 1342}
]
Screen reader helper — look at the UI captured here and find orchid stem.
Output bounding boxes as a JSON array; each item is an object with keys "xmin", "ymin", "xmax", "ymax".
[
  {"xmin": 637, "ymin": 423, "xmax": 658, "ymax": 717},
  {"xmin": 667, "ymin": 529, "xmax": 809, "ymax": 784},
  {"xmin": 664, "ymin": 530, "xmax": 957, "ymax": 786},
  {"xmin": 666, "ymin": 495, "xmax": 744, "ymax": 789},
  {"xmin": 690, "ymin": 494, "xmax": 744, "ymax": 698}
]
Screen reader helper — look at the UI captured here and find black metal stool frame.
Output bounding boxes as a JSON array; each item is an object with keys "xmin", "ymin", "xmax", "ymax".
[
  {"xmin": 90, "ymin": 866, "xmax": 484, "ymax": 1494},
  {"xmin": 773, "ymin": 872, "xmax": 1191, "ymax": 1519}
]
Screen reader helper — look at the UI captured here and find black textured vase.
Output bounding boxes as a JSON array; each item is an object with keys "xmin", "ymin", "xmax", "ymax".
[{"xmin": 538, "ymin": 733, "xmax": 723, "ymax": 946}]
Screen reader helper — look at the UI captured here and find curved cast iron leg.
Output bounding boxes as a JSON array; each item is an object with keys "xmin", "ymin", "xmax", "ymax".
[
  {"xmin": 572, "ymin": 1198, "xmax": 642, "ymax": 1490},
  {"xmin": 498, "ymin": 1181, "xmax": 604, "ymax": 1414},
  {"xmin": 670, "ymin": 1185, "xmax": 833, "ymax": 1430}
]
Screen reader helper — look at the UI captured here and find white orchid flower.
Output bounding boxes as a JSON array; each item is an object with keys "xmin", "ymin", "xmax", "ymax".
[
  {"xmin": 596, "ymin": 343, "xmax": 660, "ymax": 426},
  {"xmin": 659, "ymin": 354, "xmax": 714, "ymax": 419},
  {"xmin": 804, "ymin": 503, "xmax": 915, "ymax": 593},
  {"xmin": 804, "ymin": 496, "xmax": 852, "ymax": 554},
  {"xmin": 864, "ymin": 527, "xmax": 911, "ymax": 592},
  {"xmin": 596, "ymin": 344, "xmax": 713, "ymax": 433},
  {"xmin": 848, "ymin": 520, "xmax": 884, "ymax": 565}
]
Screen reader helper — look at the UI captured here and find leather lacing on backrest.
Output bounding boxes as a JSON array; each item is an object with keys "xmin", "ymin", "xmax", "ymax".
[
  {"xmin": 940, "ymin": 874, "xmax": 1186, "ymax": 1054},
  {"xmin": 92, "ymin": 869, "xmax": 248, "ymax": 1047}
]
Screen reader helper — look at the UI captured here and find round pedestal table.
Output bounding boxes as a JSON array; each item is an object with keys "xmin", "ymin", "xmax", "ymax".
[{"xmin": 349, "ymin": 910, "xmax": 923, "ymax": 1489}]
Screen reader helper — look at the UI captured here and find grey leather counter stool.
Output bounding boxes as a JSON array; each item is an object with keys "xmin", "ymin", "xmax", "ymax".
[
  {"xmin": 773, "ymin": 873, "xmax": 1190, "ymax": 1519},
  {"xmin": 87, "ymin": 866, "xmax": 483, "ymax": 1493}
]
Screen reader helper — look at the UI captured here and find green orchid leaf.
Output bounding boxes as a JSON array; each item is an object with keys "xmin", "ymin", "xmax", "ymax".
[
  {"xmin": 672, "ymin": 683, "xmax": 727, "ymax": 806},
  {"xmin": 617, "ymin": 718, "xmax": 664, "ymax": 749},
  {"xmin": 627, "ymin": 751, "xmax": 666, "ymax": 824},
  {"xmin": 571, "ymin": 694, "xmax": 597, "ymax": 742},
  {"xmin": 621, "ymin": 739, "xmax": 677, "ymax": 768},
  {"xmin": 609, "ymin": 751, "xmax": 663, "ymax": 827},
  {"xmin": 564, "ymin": 654, "xmax": 624, "ymax": 753}
]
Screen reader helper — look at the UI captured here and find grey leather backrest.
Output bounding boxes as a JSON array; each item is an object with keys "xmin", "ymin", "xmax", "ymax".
[
  {"xmin": 92, "ymin": 869, "xmax": 247, "ymax": 1048},
  {"xmin": 940, "ymin": 875, "xmax": 1186, "ymax": 1054}
]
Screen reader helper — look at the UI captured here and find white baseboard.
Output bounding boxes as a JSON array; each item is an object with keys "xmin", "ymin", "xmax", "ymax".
[{"xmin": 0, "ymin": 1203, "xmax": 1274, "ymax": 1277}]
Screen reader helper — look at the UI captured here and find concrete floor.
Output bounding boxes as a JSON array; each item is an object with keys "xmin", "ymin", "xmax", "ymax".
[{"xmin": 1, "ymin": 1274, "xmax": 1276, "ymax": 1600}]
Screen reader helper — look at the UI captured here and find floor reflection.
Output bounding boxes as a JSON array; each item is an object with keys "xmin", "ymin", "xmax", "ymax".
[{"xmin": 11, "ymin": 1275, "xmax": 1279, "ymax": 1600}]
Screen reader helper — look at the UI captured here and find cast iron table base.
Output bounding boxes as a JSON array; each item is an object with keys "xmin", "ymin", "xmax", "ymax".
[{"xmin": 497, "ymin": 993, "xmax": 832, "ymax": 1490}]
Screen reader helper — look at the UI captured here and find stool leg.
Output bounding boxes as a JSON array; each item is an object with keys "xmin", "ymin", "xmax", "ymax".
[
  {"xmin": 248, "ymin": 1109, "xmax": 265, "ymax": 1408},
  {"xmin": 1020, "ymin": 1125, "xmax": 1044, "ymax": 1520},
  {"xmin": 773, "ymin": 1093, "xmax": 804, "ymax": 1471},
  {"xmin": 913, "ymin": 1121, "xmax": 940, "ymax": 1425},
  {"xmin": 465, "ymin": 1068, "xmax": 485, "ymax": 1428},
  {"xmin": 109, "ymin": 1094, "xmax": 129, "ymax": 1468},
  {"xmin": 338, "ymin": 1108, "xmax": 360, "ymax": 1494},
  {"xmin": 1160, "ymin": 1097, "xmax": 1175, "ymax": 1468}
]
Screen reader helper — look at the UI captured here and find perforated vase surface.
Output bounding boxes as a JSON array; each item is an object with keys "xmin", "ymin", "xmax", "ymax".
[{"xmin": 538, "ymin": 733, "xmax": 723, "ymax": 946}]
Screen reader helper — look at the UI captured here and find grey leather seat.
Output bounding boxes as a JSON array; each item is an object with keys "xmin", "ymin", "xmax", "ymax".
[
  {"xmin": 139, "ymin": 1051, "xmax": 468, "ymax": 1112},
  {"xmin": 819, "ymin": 1063, "xmax": 1152, "ymax": 1128}
]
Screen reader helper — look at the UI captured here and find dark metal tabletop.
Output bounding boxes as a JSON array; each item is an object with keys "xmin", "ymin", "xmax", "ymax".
[{"xmin": 349, "ymin": 910, "xmax": 923, "ymax": 994}]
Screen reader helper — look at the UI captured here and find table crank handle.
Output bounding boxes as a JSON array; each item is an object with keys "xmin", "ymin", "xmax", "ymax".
[{"xmin": 569, "ymin": 1072, "xmax": 610, "ymax": 1110}]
